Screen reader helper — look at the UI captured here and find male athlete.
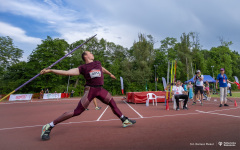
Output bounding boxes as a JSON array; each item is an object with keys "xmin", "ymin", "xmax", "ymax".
[{"xmin": 40, "ymin": 51, "xmax": 136, "ymax": 140}]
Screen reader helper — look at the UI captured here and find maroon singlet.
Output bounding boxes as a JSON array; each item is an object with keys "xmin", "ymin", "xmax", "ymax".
[
  {"xmin": 78, "ymin": 61, "xmax": 104, "ymax": 86},
  {"xmin": 53, "ymin": 61, "xmax": 123, "ymax": 125}
]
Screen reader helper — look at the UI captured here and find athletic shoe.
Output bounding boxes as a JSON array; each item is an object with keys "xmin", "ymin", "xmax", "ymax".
[
  {"xmin": 41, "ymin": 124, "xmax": 53, "ymax": 141},
  {"xmin": 192, "ymin": 102, "xmax": 196, "ymax": 105},
  {"xmin": 224, "ymin": 104, "xmax": 229, "ymax": 107},
  {"xmin": 219, "ymin": 104, "xmax": 223, "ymax": 107},
  {"xmin": 121, "ymin": 116, "xmax": 136, "ymax": 128},
  {"xmin": 85, "ymin": 108, "xmax": 89, "ymax": 111},
  {"xmin": 95, "ymin": 107, "xmax": 102, "ymax": 110},
  {"xmin": 183, "ymin": 106, "xmax": 188, "ymax": 110},
  {"xmin": 176, "ymin": 106, "xmax": 180, "ymax": 111}
]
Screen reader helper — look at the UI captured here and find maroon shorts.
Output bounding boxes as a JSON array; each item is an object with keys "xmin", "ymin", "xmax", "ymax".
[{"xmin": 73, "ymin": 86, "xmax": 122, "ymax": 118}]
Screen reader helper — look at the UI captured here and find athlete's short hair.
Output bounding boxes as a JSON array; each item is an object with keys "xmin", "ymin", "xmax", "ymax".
[{"xmin": 82, "ymin": 51, "xmax": 87, "ymax": 61}]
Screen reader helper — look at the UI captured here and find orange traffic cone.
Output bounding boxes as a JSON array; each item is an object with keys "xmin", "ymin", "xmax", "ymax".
[{"xmin": 234, "ymin": 100, "xmax": 237, "ymax": 107}]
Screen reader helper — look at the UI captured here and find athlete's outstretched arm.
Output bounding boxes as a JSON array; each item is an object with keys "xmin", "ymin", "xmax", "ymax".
[
  {"xmin": 40, "ymin": 68, "xmax": 80, "ymax": 76},
  {"xmin": 102, "ymin": 67, "xmax": 116, "ymax": 79}
]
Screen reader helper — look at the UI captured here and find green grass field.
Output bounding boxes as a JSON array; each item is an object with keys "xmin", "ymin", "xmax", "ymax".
[{"xmin": 211, "ymin": 92, "xmax": 240, "ymax": 98}]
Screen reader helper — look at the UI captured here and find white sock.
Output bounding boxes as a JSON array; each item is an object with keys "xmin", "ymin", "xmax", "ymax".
[
  {"xmin": 120, "ymin": 115, "xmax": 124, "ymax": 119},
  {"xmin": 49, "ymin": 121, "xmax": 55, "ymax": 127}
]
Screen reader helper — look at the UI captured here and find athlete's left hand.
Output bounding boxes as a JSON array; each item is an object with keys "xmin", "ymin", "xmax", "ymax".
[{"xmin": 110, "ymin": 74, "xmax": 116, "ymax": 80}]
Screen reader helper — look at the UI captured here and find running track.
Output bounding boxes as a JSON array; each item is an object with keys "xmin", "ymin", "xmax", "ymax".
[{"xmin": 0, "ymin": 97, "xmax": 239, "ymax": 150}]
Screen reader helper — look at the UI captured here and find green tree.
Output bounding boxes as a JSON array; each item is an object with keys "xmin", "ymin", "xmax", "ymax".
[
  {"xmin": 27, "ymin": 36, "xmax": 69, "ymax": 92},
  {"xmin": 0, "ymin": 36, "xmax": 23, "ymax": 94},
  {"xmin": 122, "ymin": 33, "xmax": 155, "ymax": 92},
  {"xmin": 0, "ymin": 36, "xmax": 23, "ymax": 68}
]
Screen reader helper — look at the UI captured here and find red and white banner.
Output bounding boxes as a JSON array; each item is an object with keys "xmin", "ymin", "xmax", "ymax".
[
  {"xmin": 120, "ymin": 77, "xmax": 124, "ymax": 94},
  {"xmin": 43, "ymin": 93, "xmax": 61, "ymax": 99},
  {"xmin": 9, "ymin": 94, "xmax": 33, "ymax": 101}
]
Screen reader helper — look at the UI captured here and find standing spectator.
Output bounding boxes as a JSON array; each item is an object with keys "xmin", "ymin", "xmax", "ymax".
[
  {"xmin": 205, "ymin": 81, "xmax": 211, "ymax": 100},
  {"xmin": 171, "ymin": 80, "xmax": 188, "ymax": 111},
  {"xmin": 216, "ymin": 68, "xmax": 235, "ymax": 107},
  {"xmin": 183, "ymin": 83, "xmax": 187, "ymax": 91},
  {"xmin": 187, "ymin": 82, "xmax": 194, "ymax": 100},
  {"xmin": 46, "ymin": 88, "xmax": 49, "ymax": 93},
  {"xmin": 227, "ymin": 82, "xmax": 232, "ymax": 96},
  {"xmin": 40, "ymin": 89, "xmax": 44, "ymax": 99},
  {"xmin": 70, "ymin": 90, "xmax": 75, "ymax": 98},
  {"xmin": 192, "ymin": 70, "xmax": 204, "ymax": 106}
]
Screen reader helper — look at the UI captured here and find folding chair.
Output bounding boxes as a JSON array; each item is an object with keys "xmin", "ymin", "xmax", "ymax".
[{"xmin": 146, "ymin": 93, "xmax": 157, "ymax": 106}]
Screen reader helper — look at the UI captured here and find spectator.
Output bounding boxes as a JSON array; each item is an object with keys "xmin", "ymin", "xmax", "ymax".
[
  {"xmin": 205, "ymin": 81, "xmax": 211, "ymax": 100},
  {"xmin": 188, "ymin": 82, "xmax": 194, "ymax": 100},
  {"xmin": 171, "ymin": 80, "xmax": 188, "ymax": 111},
  {"xmin": 183, "ymin": 83, "xmax": 187, "ymax": 91},
  {"xmin": 70, "ymin": 90, "xmax": 75, "ymax": 98},
  {"xmin": 40, "ymin": 89, "xmax": 44, "ymax": 99},
  {"xmin": 216, "ymin": 68, "xmax": 235, "ymax": 107},
  {"xmin": 46, "ymin": 88, "xmax": 49, "ymax": 93},
  {"xmin": 192, "ymin": 70, "xmax": 204, "ymax": 106},
  {"xmin": 227, "ymin": 82, "xmax": 232, "ymax": 96}
]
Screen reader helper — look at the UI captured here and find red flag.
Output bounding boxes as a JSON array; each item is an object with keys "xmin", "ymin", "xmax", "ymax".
[{"xmin": 234, "ymin": 82, "xmax": 240, "ymax": 90}]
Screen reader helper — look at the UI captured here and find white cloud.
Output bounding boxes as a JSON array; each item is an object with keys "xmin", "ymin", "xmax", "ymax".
[
  {"xmin": 0, "ymin": 22, "xmax": 41, "ymax": 44},
  {"xmin": 0, "ymin": 22, "xmax": 42, "ymax": 61}
]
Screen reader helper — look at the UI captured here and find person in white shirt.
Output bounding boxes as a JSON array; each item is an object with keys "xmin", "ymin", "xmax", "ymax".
[
  {"xmin": 172, "ymin": 80, "xmax": 188, "ymax": 111},
  {"xmin": 227, "ymin": 82, "xmax": 232, "ymax": 96},
  {"xmin": 193, "ymin": 70, "xmax": 204, "ymax": 106}
]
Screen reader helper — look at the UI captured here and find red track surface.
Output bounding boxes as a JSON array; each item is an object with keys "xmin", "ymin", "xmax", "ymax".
[{"xmin": 0, "ymin": 97, "xmax": 239, "ymax": 150}]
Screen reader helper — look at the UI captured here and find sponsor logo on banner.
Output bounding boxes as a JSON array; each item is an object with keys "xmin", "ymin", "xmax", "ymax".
[
  {"xmin": 9, "ymin": 94, "xmax": 33, "ymax": 101},
  {"xmin": 43, "ymin": 93, "xmax": 61, "ymax": 99},
  {"xmin": 89, "ymin": 69, "xmax": 101, "ymax": 78}
]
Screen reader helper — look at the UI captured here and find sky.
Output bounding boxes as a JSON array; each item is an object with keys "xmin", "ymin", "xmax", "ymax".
[{"xmin": 0, "ymin": 0, "xmax": 240, "ymax": 61}]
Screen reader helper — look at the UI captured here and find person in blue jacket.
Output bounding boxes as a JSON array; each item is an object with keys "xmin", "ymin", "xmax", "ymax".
[{"xmin": 216, "ymin": 68, "xmax": 235, "ymax": 107}]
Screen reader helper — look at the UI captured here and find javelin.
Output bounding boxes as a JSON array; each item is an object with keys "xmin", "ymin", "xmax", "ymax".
[{"xmin": 0, "ymin": 34, "xmax": 97, "ymax": 102}]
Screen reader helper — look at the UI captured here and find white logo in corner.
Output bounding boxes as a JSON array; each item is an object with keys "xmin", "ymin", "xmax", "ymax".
[{"xmin": 218, "ymin": 142, "xmax": 223, "ymax": 146}]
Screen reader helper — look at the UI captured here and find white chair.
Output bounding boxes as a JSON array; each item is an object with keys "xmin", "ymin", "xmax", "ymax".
[
  {"xmin": 172, "ymin": 95, "xmax": 187, "ymax": 110},
  {"xmin": 146, "ymin": 93, "xmax": 157, "ymax": 106}
]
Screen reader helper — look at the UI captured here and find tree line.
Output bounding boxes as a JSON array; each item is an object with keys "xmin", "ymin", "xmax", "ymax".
[{"xmin": 0, "ymin": 32, "xmax": 239, "ymax": 96}]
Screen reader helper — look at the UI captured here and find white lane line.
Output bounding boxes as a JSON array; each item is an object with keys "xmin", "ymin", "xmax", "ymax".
[
  {"xmin": 147, "ymin": 113, "xmax": 200, "ymax": 118},
  {"xmin": 0, "ymin": 125, "xmax": 43, "ymax": 131},
  {"xmin": 204, "ymin": 107, "xmax": 240, "ymax": 113},
  {"xmin": 0, "ymin": 113, "xmax": 202, "ymax": 131},
  {"xmin": 96, "ymin": 106, "xmax": 109, "ymax": 121},
  {"xmin": 123, "ymin": 100, "xmax": 143, "ymax": 118},
  {"xmin": 196, "ymin": 110, "xmax": 240, "ymax": 118}
]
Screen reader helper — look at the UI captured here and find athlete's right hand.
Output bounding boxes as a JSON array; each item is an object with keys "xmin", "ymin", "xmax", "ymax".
[{"xmin": 40, "ymin": 69, "xmax": 51, "ymax": 75}]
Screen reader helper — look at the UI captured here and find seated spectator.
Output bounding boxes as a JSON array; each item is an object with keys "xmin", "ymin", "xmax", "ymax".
[{"xmin": 172, "ymin": 80, "xmax": 188, "ymax": 111}]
